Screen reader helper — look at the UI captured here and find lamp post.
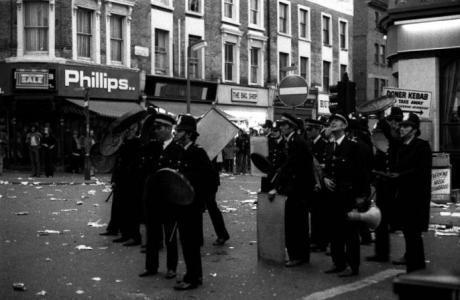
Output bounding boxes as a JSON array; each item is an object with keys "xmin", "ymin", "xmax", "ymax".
[
  {"xmin": 83, "ymin": 87, "xmax": 91, "ymax": 180},
  {"xmin": 186, "ymin": 40, "xmax": 207, "ymax": 113}
]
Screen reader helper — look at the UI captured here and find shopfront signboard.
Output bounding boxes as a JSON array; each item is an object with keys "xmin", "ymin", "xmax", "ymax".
[
  {"xmin": 382, "ymin": 87, "xmax": 431, "ymax": 119},
  {"xmin": 59, "ymin": 65, "xmax": 139, "ymax": 100},
  {"xmin": 14, "ymin": 69, "xmax": 56, "ymax": 90},
  {"xmin": 231, "ymin": 89, "xmax": 258, "ymax": 103},
  {"xmin": 317, "ymin": 93, "xmax": 330, "ymax": 115},
  {"xmin": 432, "ymin": 168, "xmax": 451, "ymax": 201}
]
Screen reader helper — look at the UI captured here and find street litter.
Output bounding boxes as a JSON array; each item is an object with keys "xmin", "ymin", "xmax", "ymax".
[
  {"xmin": 210, "ymin": 273, "xmax": 217, "ymax": 277},
  {"xmin": 430, "ymin": 202, "xmax": 449, "ymax": 208},
  {"xmin": 241, "ymin": 200, "xmax": 255, "ymax": 204},
  {"xmin": 88, "ymin": 190, "xmax": 96, "ymax": 195},
  {"xmin": 440, "ymin": 212, "xmax": 451, "ymax": 216},
  {"xmin": 115, "ymin": 279, "xmax": 122, "ymax": 283},
  {"xmin": 12, "ymin": 282, "xmax": 26, "ymax": 291},
  {"xmin": 36, "ymin": 290, "xmax": 47, "ymax": 296},
  {"xmin": 50, "ymin": 197, "xmax": 66, "ymax": 201},
  {"xmin": 87, "ymin": 220, "xmax": 107, "ymax": 228},
  {"xmin": 76, "ymin": 290, "xmax": 85, "ymax": 294},
  {"xmin": 98, "ymin": 247, "xmax": 108, "ymax": 250},
  {"xmin": 47, "ymin": 194, "xmax": 54, "ymax": 196},
  {"xmin": 76, "ymin": 201, "xmax": 83, "ymax": 205},
  {"xmin": 80, "ymin": 195, "xmax": 89, "ymax": 199},
  {"xmin": 35, "ymin": 186, "xmax": 42, "ymax": 189},
  {"xmin": 91, "ymin": 277, "xmax": 101, "ymax": 281},
  {"xmin": 7, "ymin": 196, "xmax": 17, "ymax": 199},
  {"xmin": 21, "ymin": 181, "xmax": 28, "ymax": 185},
  {"xmin": 75, "ymin": 245, "xmax": 93, "ymax": 250},
  {"xmin": 102, "ymin": 187, "xmax": 111, "ymax": 193},
  {"xmin": 93, "ymin": 204, "xmax": 99, "ymax": 207},
  {"xmin": 45, "ymin": 258, "xmax": 52, "ymax": 262},
  {"xmin": 440, "ymin": 212, "xmax": 460, "ymax": 217},
  {"xmin": 221, "ymin": 207, "xmax": 237, "ymax": 213},
  {"xmin": 15, "ymin": 211, "xmax": 29, "ymax": 215},
  {"xmin": 37, "ymin": 230, "xmax": 61, "ymax": 235},
  {"xmin": 249, "ymin": 241, "xmax": 257, "ymax": 245},
  {"xmin": 61, "ymin": 209, "xmax": 78, "ymax": 212}
]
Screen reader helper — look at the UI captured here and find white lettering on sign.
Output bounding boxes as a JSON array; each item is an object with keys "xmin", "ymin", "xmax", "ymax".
[
  {"xmin": 231, "ymin": 89, "xmax": 258, "ymax": 103},
  {"xmin": 382, "ymin": 87, "xmax": 432, "ymax": 119},
  {"xmin": 64, "ymin": 70, "xmax": 136, "ymax": 92},
  {"xmin": 20, "ymin": 73, "xmax": 44, "ymax": 84},
  {"xmin": 317, "ymin": 94, "xmax": 330, "ymax": 115},
  {"xmin": 431, "ymin": 168, "xmax": 451, "ymax": 195}
]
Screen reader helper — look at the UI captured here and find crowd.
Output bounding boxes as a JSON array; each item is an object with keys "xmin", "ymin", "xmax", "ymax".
[
  {"xmin": 100, "ymin": 113, "xmax": 229, "ymax": 291},
  {"xmin": 263, "ymin": 108, "xmax": 432, "ymax": 276}
]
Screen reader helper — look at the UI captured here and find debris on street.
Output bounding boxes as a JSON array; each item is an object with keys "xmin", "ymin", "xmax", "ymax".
[
  {"xmin": 87, "ymin": 220, "xmax": 107, "ymax": 228},
  {"xmin": 37, "ymin": 230, "xmax": 61, "ymax": 236},
  {"xmin": 12, "ymin": 282, "xmax": 26, "ymax": 291},
  {"xmin": 75, "ymin": 245, "xmax": 93, "ymax": 250},
  {"xmin": 15, "ymin": 211, "xmax": 29, "ymax": 215}
]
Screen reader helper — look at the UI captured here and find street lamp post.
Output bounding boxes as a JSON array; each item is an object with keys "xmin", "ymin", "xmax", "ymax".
[
  {"xmin": 83, "ymin": 87, "xmax": 91, "ymax": 181},
  {"xmin": 186, "ymin": 40, "xmax": 207, "ymax": 114}
]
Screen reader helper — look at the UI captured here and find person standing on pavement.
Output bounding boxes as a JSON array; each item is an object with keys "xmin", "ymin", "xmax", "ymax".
[
  {"xmin": 222, "ymin": 139, "xmax": 235, "ymax": 174},
  {"xmin": 26, "ymin": 125, "xmax": 42, "ymax": 177},
  {"xmin": 140, "ymin": 113, "xmax": 183, "ymax": 280},
  {"xmin": 70, "ymin": 130, "xmax": 82, "ymax": 173},
  {"xmin": 235, "ymin": 129, "xmax": 250, "ymax": 174},
  {"xmin": 41, "ymin": 127, "xmax": 57, "ymax": 177},
  {"xmin": 274, "ymin": 113, "xmax": 315, "ymax": 267},
  {"xmin": 323, "ymin": 114, "xmax": 370, "ymax": 277},
  {"xmin": 367, "ymin": 106, "xmax": 403, "ymax": 263},
  {"xmin": 267, "ymin": 124, "xmax": 287, "ymax": 171},
  {"xmin": 304, "ymin": 118, "xmax": 329, "ymax": 253},
  {"xmin": 0, "ymin": 126, "xmax": 8, "ymax": 176},
  {"xmin": 172, "ymin": 115, "xmax": 211, "ymax": 290},
  {"xmin": 391, "ymin": 113, "xmax": 432, "ymax": 273}
]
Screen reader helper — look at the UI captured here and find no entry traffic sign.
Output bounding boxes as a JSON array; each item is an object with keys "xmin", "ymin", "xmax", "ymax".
[{"xmin": 278, "ymin": 75, "xmax": 309, "ymax": 107}]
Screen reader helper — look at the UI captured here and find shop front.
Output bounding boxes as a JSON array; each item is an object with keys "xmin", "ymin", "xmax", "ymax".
[
  {"xmin": 0, "ymin": 62, "xmax": 140, "ymax": 169},
  {"xmin": 382, "ymin": 1, "xmax": 460, "ymax": 189}
]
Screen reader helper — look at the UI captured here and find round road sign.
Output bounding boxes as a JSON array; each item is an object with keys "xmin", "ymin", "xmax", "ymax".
[{"xmin": 278, "ymin": 75, "xmax": 309, "ymax": 107}]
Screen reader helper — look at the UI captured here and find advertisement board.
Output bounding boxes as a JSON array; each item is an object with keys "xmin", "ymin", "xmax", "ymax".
[{"xmin": 382, "ymin": 87, "xmax": 432, "ymax": 119}]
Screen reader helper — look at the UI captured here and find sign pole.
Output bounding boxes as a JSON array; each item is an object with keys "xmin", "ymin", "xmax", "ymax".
[{"xmin": 84, "ymin": 88, "xmax": 91, "ymax": 181}]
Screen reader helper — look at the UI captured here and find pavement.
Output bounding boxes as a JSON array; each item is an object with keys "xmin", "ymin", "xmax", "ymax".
[{"xmin": 1, "ymin": 171, "xmax": 459, "ymax": 300}]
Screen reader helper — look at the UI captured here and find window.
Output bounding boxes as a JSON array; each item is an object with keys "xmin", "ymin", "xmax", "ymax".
[
  {"xmin": 374, "ymin": 78, "xmax": 387, "ymax": 98},
  {"xmin": 323, "ymin": 61, "xmax": 331, "ymax": 92},
  {"xmin": 155, "ymin": 29, "xmax": 169, "ymax": 75},
  {"xmin": 299, "ymin": 8, "xmax": 309, "ymax": 39},
  {"xmin": 322, "ymin": 15, "xmax": 331, "ymax": 46},
  {"xmin": 279, "ymin": 2, "xmax": 288, "ymax": 34},
  {"xmin": 300, "ymin": 56, "xmax": 309, "ymax": 82},
  {"xmin": 189, "ymin": 35, "xmax": 203, "ymax": 79},
  {"xmin": 339, "ymin": 20, "xmax": 347, "ymax": 49},
  {"xmin": 250, "ymin": 47, "xmax": 260, "ymax": 84},
  {"xmin": 249, "ymin": 0, "xmax": 260, "ymax": 26},
  {"xmin": 340, "ymin": 64, "xmax": 347, "ymax": 79},
  {"xmin": 374, "ymin": 43, "xmax": 379, "ymax": 64},
  {"xmin": 110, "ymin": 15, "xmax": 124, "ymax": 63},
  {"xmin": 380, "ymin": 45, "xmax": 386, "ymax": 65},
  {"xmin": 24, "ymin": 1, "xmax": 49, "ymax": 52},
  {"xmin": 279, "ymin": 52, "xmax": 289, "ymax": 80},
  {"xmin": 224, "ymin": 0, "xmax": 234, "ymax": 19},
  {"xmin": 224, "ymin": 42, "xmax": 235, "ymax": 81},
  {"xmin": 77, "ymin": 8, "xmax": 92, "ymax": 58},
  {"xmin": 375, "ymin": 11, "xmax": 380, "ymax": 28},
  {"xmin": 188, "ymin": 0, "xmax": 201, "ymax": 13}
]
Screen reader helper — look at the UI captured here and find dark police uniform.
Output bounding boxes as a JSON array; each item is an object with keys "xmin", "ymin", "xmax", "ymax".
[
  {"xmin": 268, "ymin": 135, "xmax": 287, "ymax": 170},
  {"xmin": 323, "ymin": 134, "xmax": 370, "ymax": 274}
]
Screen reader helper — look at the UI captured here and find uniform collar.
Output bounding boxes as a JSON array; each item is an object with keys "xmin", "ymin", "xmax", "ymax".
[
  {"xmin": 184, "ymin": 141, "xmax": 193, "ymax": 150},
  {"xmin": 286, "ymin": 131, "xmax": 295, "ymax": 142},
  {"xmin": 335, "ymin": 134, "xmax": 346, "ymax": 145},
  {"xmin": 163, "ymin": 137, "xmax": 173, "ymax": 149},
  {"xmin": 313, "ymin": 134, "xmax": 321, "ymax": 144}
]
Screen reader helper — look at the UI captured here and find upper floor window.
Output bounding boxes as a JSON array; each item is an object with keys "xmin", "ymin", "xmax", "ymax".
[
  {"xmin": 339, "ymin": 20, "xmax": 347, "ymax": 49},
  {"xmin": 187, "ymin": 0, "xmax": 203, "ymax": 14},
  {"xmin": 249, "ymin": 0, "xmax": 261, "ymax": 26},
  {"xmin": 374, "ymin": 43, "xmax": 379, "ymax": 64},
  {"xmin": 322, "ymin": 15, "xmax": 331, "ymax": 46},
  {"xmin": 155, "ymin": 29, "xmax": 169, "ymax": 75},
  {"xmin": 323, "ymin": 60, "xmax": 331, "ymax": 92},
  {"xmin": 110, "ymin": 15, "xmax": 124, "ymax": 63},
  {"xmin": 77, "ymin": 8, "xmax": 92, "ymax": 58},
  {"xmin": 279, "ymin": 52, "xmax": 289, "ymax": 80},
  {"xmin": 300, "ymin": 56, "xmax": 309, "ymax": 82},
  {"xmin": 224, "ymin": 42, "xmax": 235, "ymax": 82},
  {"xmin": 340, "ymin": 64, "xmax": 347, "ymax": 79},
  {"xmin": 375, "ymin": 11, "xmax": 380, "ymax": 28},
  {"xmin": 189, "ymin": 35, "xmax": 204, "ymax": 79},
  {"xmin": 299, "ymin": 8, "xmax": 309, "ymax": 39},
  {"xmin": 250, "ymin": 47, "xmax": 260, "ymax": 84},
  {"xmin": 380, "ymin": 45, "xmax": 386, "ymax": 65},
  {"xmin": 224, "ymin": 0, "xmax": 233, "ymax": 18},
  {"xmin": 279, "ymin": 2, "xmax": 289, "ymax": 34},
  {"xmin": 24, "ymin": 1, "xmax": 49, "ymax": 52}
]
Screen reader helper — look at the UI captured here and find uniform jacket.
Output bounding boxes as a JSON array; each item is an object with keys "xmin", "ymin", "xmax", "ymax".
[
  {"xmin": 323, "ymin": 136, "xmax": 370, "ymax": 212},
  {"xmin": 268, "ymin": 136, "xmax": 287, "ymax": 170},
  {"xmin": 393, "ymin": 137, "xmax": 432, "ymax": 231},
  {"xmin": 276, "ymin": 132, "xmax": 314, "ymax": 197}
]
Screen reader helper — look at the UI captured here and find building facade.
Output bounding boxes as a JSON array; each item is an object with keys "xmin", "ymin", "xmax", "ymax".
[
  {"xmin": 381, "ymin": 0, "xmax": 460, "ymax": 188},
  {"xmin": 353, "ymin": 0, "xmax": 392, "ymax": 105}
]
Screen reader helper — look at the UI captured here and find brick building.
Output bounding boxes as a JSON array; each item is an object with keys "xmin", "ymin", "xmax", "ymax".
[{"xmin": 353, "ymin": 0, "xmax": 392, "ymax": 105}]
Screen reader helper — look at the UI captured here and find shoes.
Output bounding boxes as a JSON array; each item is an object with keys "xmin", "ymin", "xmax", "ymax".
[
  {"xmin": 338, "ymin": 269, "xmax": 359, "ymax": 277},
  {"xmin": 324, "ymin": 266, "xmax": 347, "ymax": 274},
  {"xmin": 173, "ymin": 281, "xmax": 201, "ymax": 290},
  {"xmin": 123, "ymin": 239, "xmax": 141, "ymax": 247},
  {"xmin": 99, "ymin": 231, "xmax": 118, "ymax": 236},
  {"xmin": 285, "ymin": 259, "xmax": 308, "ymax": 267},
  {"xmin": 366, "ymin": 255, "xmax": 389, "ymax": 262},
  {"xmin": 213, "ymin": 237, "xmax": 229, "ymax": 246},
  {"xmin": 112, "ymin": 237, "xmax": 130, "ymax": 243},
  {"xmin": 165, "ymin": 270, "xmax": 176, "ymax": 279},
  {"xmin": 392, "ymin": 257, "xmax": 407, "ymax": 265},
  {"xmin": 139, "ymin": 270, "xmax": 158, "ymax": 277}
]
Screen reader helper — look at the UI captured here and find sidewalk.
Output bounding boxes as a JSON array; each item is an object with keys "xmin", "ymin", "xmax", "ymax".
[{"xmin": 0, "ymin": 170, "xmax": 110, "ymax": 185}]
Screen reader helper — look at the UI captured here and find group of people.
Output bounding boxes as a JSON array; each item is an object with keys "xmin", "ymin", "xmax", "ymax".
[
  {"xmin": 100, "ymin": 112, "xmax": 230, "ymax": 291},
  {"xmin": 24, "ymin": 125, "xmax": 57, "ymax": 177},
  {"xmin": 265, "ymin": 107, "xmax": 431, "ymax": 275},
  {"xmin": 219, "ymin": 129, "xmax": 251, "ymax": 174}
]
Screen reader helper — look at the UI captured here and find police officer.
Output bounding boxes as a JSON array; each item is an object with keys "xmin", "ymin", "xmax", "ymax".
[
  {"xmin": 323, "ymin": 114, "xmax": 370, "ymax": 277},
  {"xmin": 268, "ymin": 123, "xmax": 287, "ymax": 171},
  {"xmin": 274, "ymin": 113, "xmax": 315, "ymax": 267},
  {"xmin": 139, "ymin": 113, "xmax": 184, "ymax": 279},
  {"xmin": 172, "ymin": 115, "xmax": 213, "ymax": 290},
  {"xmin": 304, "ymin": 118, "xmax": 328, "ymax": 252}
]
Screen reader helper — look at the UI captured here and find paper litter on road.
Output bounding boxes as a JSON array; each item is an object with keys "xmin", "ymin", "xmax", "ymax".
[
  {"xmin": 88, "ymin": 190, "xmax": 96, "ymax": 195},
  {"xmin": 93, "ymin": 204, "xmax": 99, "ymax": 207},
  {"xmin": 440, "ymin": 212, "xmax": 452, "ymax": 216},
  {"xmin": 75, "ymin": 290, "xmax": 85, "ymax": 294},
  {"xmin": 241, "ymin": 200, "xmax": 255, "ymax": 204},
  {"xmin": 430, "ymin": 202, "xmax": 450, "ymax": 208},
  {"xmin": 37, "ymin": 230, "xmax": 61, "ymax": 236},
  {"xmin": 7, "ymin": 196, "xmax": 17, "ymax": 199},
  {"xmin": 35, "ymin": 186, "xmax": 43, "ymax": 189},
  {"xmin": 50, "ymin": 197, "xmax": 66, "ymax": 201},
  {"xmin": 76, "ymin": 201, "xmax": 83, "ymax": 205},
  {"xmin": 45, "ymin": 258, "xmax": 52, "ymax": 262},
  {"xmin": 440, "ymin": 212, "xmax": 460, "ymax": 217},
  {"xmin": 209, "ymin": 273, "xmax": 217, "ymax": 277},
  {"xmin": 221, "ymin": 206, "xmax": 237, "ymax": 213},
  {"xmin": 12, "ymin": 282, "xmax": 26, "ymax": 291},
  {"xmin": 0, "ymin": 180, "xmax": 9, "ymax": 184},
  {"xmin": 61, "ymin": 209, "xmax": 78, "ymax": 212},
  {"xmin": 102, "ymin": 187, "xmax": 111, "ymax": 193},
  {"xmin": 87, "ymin": 220, "xmax": 107, "ymax": 228},
  {"xmin": 15, "ymin": 211, "xmax": 29, "ymax": 215},
  {"xmin": 36, "ymin": 290, "xmax": 47, "ymax": 296},
  {"xmin": 21, "ymin": 181, "xmax": 28, "ymax": 185},
  {"xmin": 115, "ymin": 279, "xmax": 122, "ymax": 283},
  {"xmin": 91, "ymin": 277, "xmax": 101, "ymax": 281},
  {"xmin": 75, "ymin": 245, "xmax": 93, "ymax": 250}
]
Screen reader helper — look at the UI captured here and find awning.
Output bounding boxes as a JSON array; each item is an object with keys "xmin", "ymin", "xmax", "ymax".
[{"xmin": 65, "ymin": 98, "xmax": 142, "ymax": 118}]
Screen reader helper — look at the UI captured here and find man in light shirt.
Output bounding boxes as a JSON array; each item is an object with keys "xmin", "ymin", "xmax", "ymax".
[{"xmin": 26, "ymin": 125, "xmax": 42, "ymax": 177}]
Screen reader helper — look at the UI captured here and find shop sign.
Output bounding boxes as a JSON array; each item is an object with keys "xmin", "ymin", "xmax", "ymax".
[
  {"xmin": 231, "ymin": 89, "xmax": 258, "ymax": 103},
  {"xmin": 317, "ymin": 93, "xmax": 330, "ymax": 115},
  {"xmin": 59, "ymin": 65, "xmax": 139, "ymax": 100},
  {"xmin": 14, "ymin": 69, "xmax": 56, "ymax": 90},
  {"xmin": 382, "ymin": 87, "xmax": 431, "ymax": 119},
  {"xmin": 432, "ymin": 168, "xmax": 451, "ymax": 198},
  {"xmin": 134, "ymin": 46, "xmax": 149, "ymax": 57}
]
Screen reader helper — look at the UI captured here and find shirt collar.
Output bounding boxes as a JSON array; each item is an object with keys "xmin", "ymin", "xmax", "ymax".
[
  {"xmin": 163, "ymin": 137, "xmax": 173, "ymax": 150},
  {"xmin": 313, "ymin": 134, "xmax": 321, "ymax": 144},
  {"xmin": 286, "ymin": 131, "xmax": 295, "ymax": 142},
  {"xmin": 335, "ymin": 134, "xmax": 346, "ymax": 145},
  {"xmin": 184, "ymin": 141, "xmax": 193, "ymax": 150},
  {"xmin": 404, "ymin": 136, "xmax": 415, "ymax": 145}
]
